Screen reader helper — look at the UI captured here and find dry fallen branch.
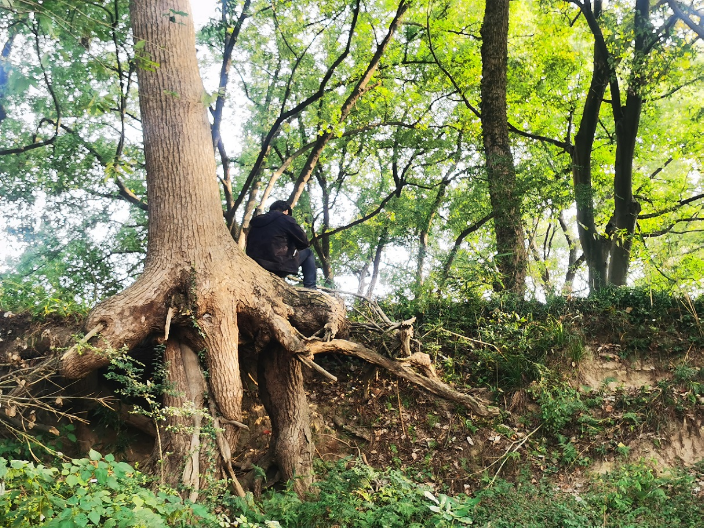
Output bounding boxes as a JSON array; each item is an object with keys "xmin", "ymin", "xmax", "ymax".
[{"xmin": 308, "ymin": 339, "xmax": 498, "ymax": 417}]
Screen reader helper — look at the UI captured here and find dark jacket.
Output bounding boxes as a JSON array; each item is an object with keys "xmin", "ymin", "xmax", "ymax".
[{"xmin": 246, "ymin": 210, "xmax": 310, "ymax": 275}]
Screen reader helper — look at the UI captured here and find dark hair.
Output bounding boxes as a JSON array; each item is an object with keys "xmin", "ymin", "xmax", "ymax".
[{"xmin": 269, "ymin": 200, "xmax": 292, "ymax": 214}]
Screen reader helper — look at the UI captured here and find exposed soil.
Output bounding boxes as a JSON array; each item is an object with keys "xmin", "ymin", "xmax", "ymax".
[
  {"xmin": 1, "ymin": 309, "xmax": 702, "ymax": 497},
  {"xmin": 0, "ymin": 310, "xmax": 80, "ymax": 361}
]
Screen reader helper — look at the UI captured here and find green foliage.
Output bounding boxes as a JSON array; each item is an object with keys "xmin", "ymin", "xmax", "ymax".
[
  {"xmin": 529, "ymin": 379, "xmax": 586, "ymax": 436},
  {"xmin": 387, "ymin": 293, "xmax": 590, "ymax": 390},
  {"xmin": 1, "ymin": 454, "xmax": 701, "ymax": 528},
  {"xmin": 218, "ymin": 460, "xmax": 481, "ymax": 527},
  {"xmin": 0, "ymin": 452, "xmax": 219, "ymax": 527},
  {"xmin": 224, "ymin": 459, "xmax": 703, "ymax": 528},
  {"xmin": 588, "ymin": 461, "xmax": 703, "ymax": 526},
  {"xmin": 0, "ymin": 275, "xmax": 88, "ymax": 317}
]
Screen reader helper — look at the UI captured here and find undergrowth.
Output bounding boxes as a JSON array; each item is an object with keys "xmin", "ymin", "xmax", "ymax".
[
  {"xmin": 382, "ymin": 288, "xmax": 704, "ymax": 391},
  {"xmin": 4, "ymin": 455, "xmax": 699, "ymax": 528},
  {"xmin": 1, "ymin": 288, "xmax": 702, "ymax": 526}
]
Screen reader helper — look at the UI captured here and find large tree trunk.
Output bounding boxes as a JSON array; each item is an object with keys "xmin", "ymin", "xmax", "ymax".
[
  {"xmin": 480, "ymin": 0, "xmax": 527, "ymax": 296},
  {"xmin": 59, "ymin": 0, "xmax": 345, "ymax": 497}
]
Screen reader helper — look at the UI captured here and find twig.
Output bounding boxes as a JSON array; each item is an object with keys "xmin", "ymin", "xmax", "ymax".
[
  {"xmin": 296, "ymin": 355, "xmax": 338, "ymax": 382},
  {"xmin": 61, "ymin": 324, "xmax": 105, "ymax": 360},
  {"xmin": 487, "ymin": 425, "xmax": 542, "ymax": 487}
]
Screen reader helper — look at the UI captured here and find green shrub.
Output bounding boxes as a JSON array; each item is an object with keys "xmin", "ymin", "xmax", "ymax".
[
  {"xmin": 222, "ymin": 460, "xmax": 479, "ymax": 527},
  {"xmin": 0, "ymin": 451, "xmax": 219, "ymax": 528}
]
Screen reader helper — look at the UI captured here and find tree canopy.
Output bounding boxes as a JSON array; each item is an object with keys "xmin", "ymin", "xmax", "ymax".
[{"xmin": 1, "ymin": 0, "xmax": 704, "ymax": 310}]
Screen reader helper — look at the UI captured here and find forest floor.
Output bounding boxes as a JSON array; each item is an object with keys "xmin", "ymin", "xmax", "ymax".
[{"xmin": 1, "ymin": 291, "xmax": 703, "ymax": 514}]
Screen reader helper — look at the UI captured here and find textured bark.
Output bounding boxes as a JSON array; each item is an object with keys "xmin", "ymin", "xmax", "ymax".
[
  {"xmin": 60, "ymin": 0, "xmax": 346, "ymax": 496},
  {"xmin": 480, "ymin": 0, "xmax": 527, "ymax": 295},
  {"xmin": 571, "ymin": 0, "xmax": 608, "ymax": 292},
  {"xmin": 156, "ymin": 341, "xmax": 210, "ymax": 500},
  {"xmin": 258, "ymin": 344, "xmax": 313, "ymax": 495}
]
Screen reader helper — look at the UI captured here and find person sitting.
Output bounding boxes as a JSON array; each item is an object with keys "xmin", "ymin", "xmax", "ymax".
[{"xmin": 245, "ymin": 200, "xmax": 317, "ymax": 289}]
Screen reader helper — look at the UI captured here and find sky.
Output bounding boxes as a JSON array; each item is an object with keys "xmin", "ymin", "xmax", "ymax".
[{"xmin": 192, "ymin": 1, "xmax": 220, "ymax": 29}]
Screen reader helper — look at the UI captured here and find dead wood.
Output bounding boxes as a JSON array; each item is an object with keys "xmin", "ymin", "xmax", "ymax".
[
  {"xmin": 332, "ymin": 415, "xmax": 372, "ymax": 442},
  {"xmin": 307, "ymin": 340, "xmax": 498, "ymax": 417}
]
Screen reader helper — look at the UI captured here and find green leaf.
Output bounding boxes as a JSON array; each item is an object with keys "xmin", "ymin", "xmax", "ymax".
[
  {"xmin": 89, "ymin": 449, "xmax": 101, "ymax": 461},
  {"xmin": 74, "ymin": 512, "xmax": 90, "ymax": 527},
  {"xmin": 88, "ymin": 509, "xmax": 102, "ymax": 525}
]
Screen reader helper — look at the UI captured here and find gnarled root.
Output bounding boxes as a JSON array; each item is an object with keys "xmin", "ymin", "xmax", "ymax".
[
  {"xmin": 60, "ymin": 269, "xmax": 176, "ymax": 379},
  {"xmin": 258, "ymin": 343, "xmax": 313, "ymax": 497},
  {"xmin": 308, "ymin": 340, "xmax": 499, "ymax": 417}
]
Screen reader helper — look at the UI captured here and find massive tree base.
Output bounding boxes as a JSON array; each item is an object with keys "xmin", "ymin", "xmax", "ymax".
[
  {"xmin": 53, "ymin": 252, "xmax": 494, "ymax": 497},
  {"xmin": 58, "ymin": 246, "xmax": 348, "ymax": 497}
]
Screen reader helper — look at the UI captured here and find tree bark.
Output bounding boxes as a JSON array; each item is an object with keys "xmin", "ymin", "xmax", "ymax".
[
  {"xmin": 480, "ymin": 0, "xmax": 527, "ymax": 295},
  {"xmin": 59, "ymin": 0, "xmax": 346, "ymax": 496},
  {"xmin": 571, "ymin": 0, "xmax": 608, "ymax": 292},
  {"xmin": 607, "ymin": 0, "xmax": 649, "ymax": 285},
  {"xmin": 156, "ymin": 341, "xmax": 211, "ymax": 500},
  {"xmin": 258, "ymin": 344, "xmax": 313, "ymax": 496}
]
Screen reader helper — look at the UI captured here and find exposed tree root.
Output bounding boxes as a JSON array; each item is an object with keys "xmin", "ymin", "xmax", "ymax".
[{"xmin": 308, "ymin": 340, "xmax": 498, "ymax": 416}]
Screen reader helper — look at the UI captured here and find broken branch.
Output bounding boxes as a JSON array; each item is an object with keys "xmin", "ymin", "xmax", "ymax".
[{"xmin": 308, "ymin": 339, "xmax": 498, "ymax": 416}]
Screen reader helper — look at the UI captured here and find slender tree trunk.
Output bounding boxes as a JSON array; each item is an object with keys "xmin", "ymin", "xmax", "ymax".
[
  {"xmin": 440, "ymin": 213, "xmax": 493, "ymax": 289},
  {"xmin": 236, "ymin": 180, "xmax": 260, "ymax": 248},
  {"xmin": 571, "ymin": 0, "xmax": 608, "ymax": 292},
  {"xmin": 313, "ymin": 167, "xmax": 334, "ymax": 283},
  {"xmin": 367, "ymin": 227, "xmax": 388, "ymax": 297},
  {"xmin": 607, "ymin": 0, "xmax": 649, "ymax": 285},
  {"xmin": 480, "ymin": 0, "xmax": 527, "ymax": 295},
  {"xmin": 558, "ymin": 212, "xmax": 582, "ymax": 295},
  {"xmin": 415, "ymin": 179, "xmax": 449, "ymax": 295}
]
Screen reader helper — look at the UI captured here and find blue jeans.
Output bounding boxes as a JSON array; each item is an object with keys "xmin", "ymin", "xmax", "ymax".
[{"xmin": 296, "ymin": 248, "xmax": 317, "ymax": 288}]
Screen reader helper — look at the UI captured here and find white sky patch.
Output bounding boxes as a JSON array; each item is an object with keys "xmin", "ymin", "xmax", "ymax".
[{"xmin": 191, "ymin": 1, "xmax": 219, "ymax": 29}]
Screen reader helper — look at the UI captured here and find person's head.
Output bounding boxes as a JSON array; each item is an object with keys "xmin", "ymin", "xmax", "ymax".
[{"xmin": 270, "ymin": 200, "xmax": 293, "ymax": 215}]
